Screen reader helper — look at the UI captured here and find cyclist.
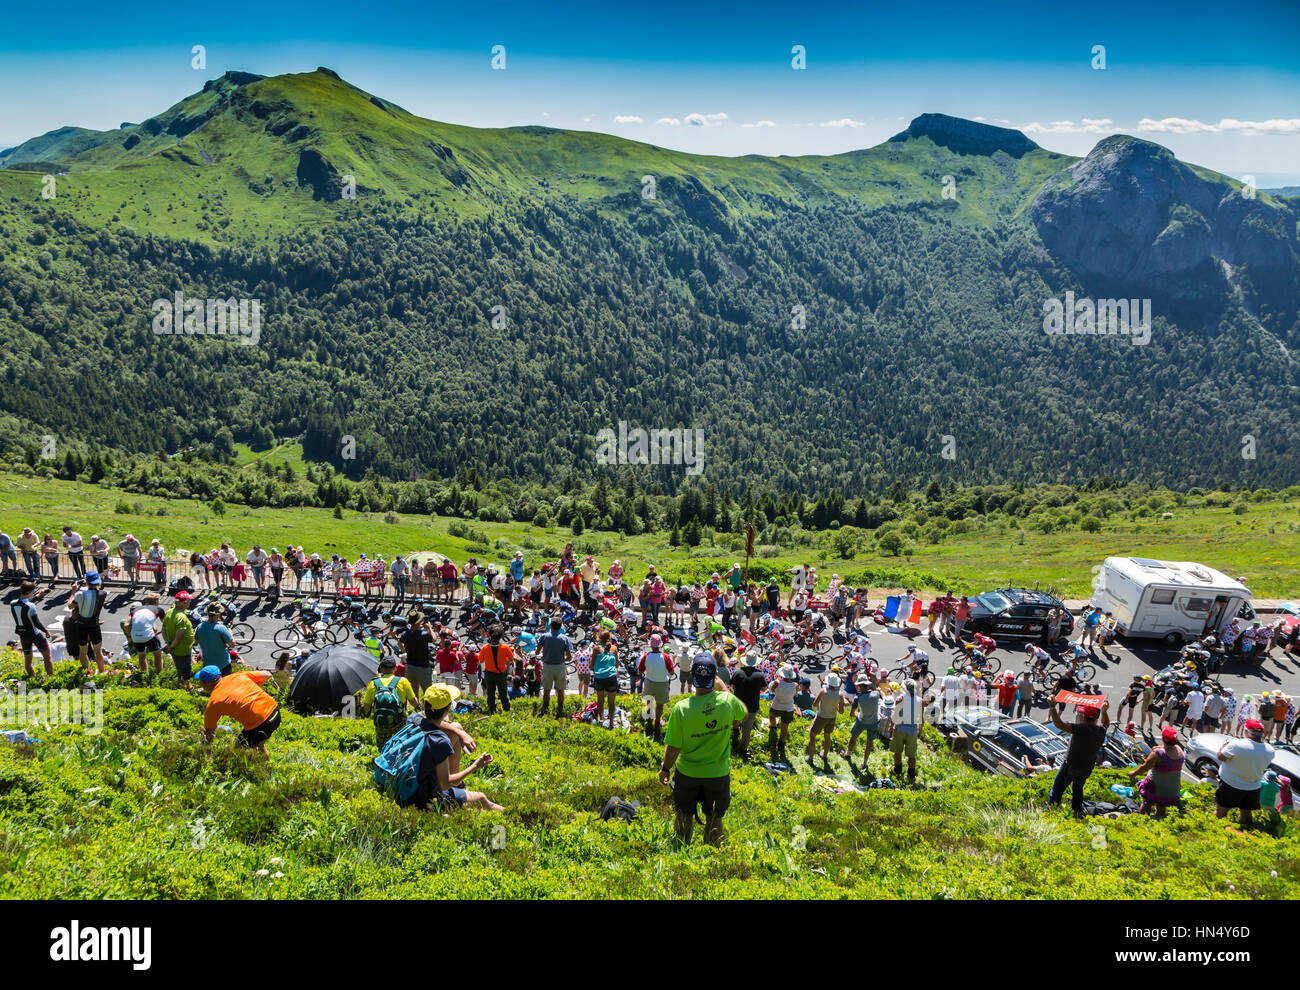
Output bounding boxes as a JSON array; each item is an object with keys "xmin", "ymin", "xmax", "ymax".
[
  {"xmin": 798, "ymin": 608, "xmax": 828, "ymax": 644},
  {"xmin": 1025, "ymin": 643, "xmax": 1052, "ymax": 673},
  {"xmin": 376, "ymin": 609, "xmax": 409, "ymax": 651},
  {"xmin": 288, "ymin": 598, "xmax": 323, "ymax": 641},
  {"xmin": 898, "ymin": 644, "xmax": 930, "ymax": 680},
  {"xmin": 596, "ymin": 611, "xmax": 618, "ymax": 638},
  {"xmin": 698, "ymin": 616, "xmax": 726, "ymax": 650},
  {"xmin": 514, "ymin": 625, "xmax": 538, "ymax": 660},
  {"xmin": 1199, "ymin": 635, "xmax": 1223, "ymax": 675},
  {"xmin": 461, "ymin": 598, "xmax": 497, "ymax": 640},
  {"xmin": 617, "ymin": 605, "xmax": 639, "ymax": 641},
  {"xmin": 758, "ymin": 612, "xmax": 787, "ymax": 651},
  {"xmin": 333, "ymin": 594, "xmax": 369, "ymax": 638},
  {"xmin": 965, "ymin": 632, "xmax": 996, "ymax": 662}
]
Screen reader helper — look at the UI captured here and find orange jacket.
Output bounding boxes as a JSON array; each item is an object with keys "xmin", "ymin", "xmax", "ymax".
[{"xmin": 479, "ymin": 642, "xmax": 514, "ymax": 675}]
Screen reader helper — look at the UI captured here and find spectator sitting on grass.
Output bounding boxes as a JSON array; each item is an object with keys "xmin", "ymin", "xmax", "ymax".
[{"xmin": 407, "ymin": 684, "xmax": 503, "ymax": 812}]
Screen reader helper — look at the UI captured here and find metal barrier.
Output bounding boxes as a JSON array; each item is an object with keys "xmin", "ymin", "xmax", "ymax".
[
  {"xmin": 2, "ymin": 551, "xmax": 407, "ymax": 603},
  {"xmin": 3, "ymin": 553, "xmax": 721, "ymax": 619}
]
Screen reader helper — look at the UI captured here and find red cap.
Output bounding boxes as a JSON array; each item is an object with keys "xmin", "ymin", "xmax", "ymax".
[
  {"xmin": 1161, "ymin": 726, "xmax": 1178, "ymax": 741},
  {"xmin": 175, "ymin": 591, "xmax": 193, "ymax": 600},
  {"xmin": 1080, "ymin": 705, "xmax": 1101, "ymax": 719},
  {"xmin": 1245, "ymin": 719, "xmax": 1265, "ymax": 733}
]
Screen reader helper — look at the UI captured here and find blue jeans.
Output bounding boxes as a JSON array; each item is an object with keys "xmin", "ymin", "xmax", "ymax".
[
  {"xmin": 1048, "ymin": 764, "xmax": 1092, "ymax": 813},
  {"xmin": 22, "ymin": 550, "xmax": 39, "ymax": 577},
  {"xmin": 393, "ymin": 574, "xmax": 406, "ymax": 601}
]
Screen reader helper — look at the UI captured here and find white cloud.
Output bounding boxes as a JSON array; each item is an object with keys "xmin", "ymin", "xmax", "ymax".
[
  {"xmin": 1218, "ymin": 118, "xmax": 1300, "ymax": 135},
  {"xmin": 613, "ymin": 115, "xmax": 643, "ymax": 124},
  {"xmin": 820, "ymin": 118, "xmax": 865, "ymax": 128},
  {"xmin": 1135, "ymin": 117, "xmax": 1217, "ymax": 134},
  {"xmin": 684, "ymin": 111, "xmax": 728, "ymax": 127},
  {"xmin": 1020, "ymin": 118, "xmax": 1114, "ymax": 135},
  {"xmin": 656, "ymin": 116, "xmax": 681, "ymax": 126},
  {"xmin": 1139, "ymin": 116, "xmax": 1300, "ymax": 136},
  {"xmin": 541, "ymin": 111, "xmax": 549, "ymax": 117},
  {"xmin": 741, "ymin": 120, "xmax": 777, "ymax": 129}
]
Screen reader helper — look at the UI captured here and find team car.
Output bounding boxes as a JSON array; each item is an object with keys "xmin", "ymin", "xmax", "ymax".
[
  {"xmin": 940, "ymin": 706, "xmax": 1150, "ymax": 778},
  {"xmin": 937, "ymin": 706, "xmax": 1069, "ymax": 777},
  {"xmin": 965, "ymin": 588, "xmax": 1074, "ymax": 642}
]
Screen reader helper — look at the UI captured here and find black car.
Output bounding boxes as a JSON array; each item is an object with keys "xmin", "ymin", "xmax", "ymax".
[
  {"xmin": 966, "ymin": 588, "xmax": 1074, "ymax": 641},
  {"xmin": 939, "ymin": 706, "xmax": 1069, "ymax": 777}
]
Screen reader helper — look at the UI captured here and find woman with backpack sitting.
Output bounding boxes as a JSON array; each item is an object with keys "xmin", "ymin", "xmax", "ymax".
[
  {"xmin": 360, "ymin": 654, "xmax": 419, "ymax": 748},
  {"xmin": 393, "ymin": 684, "xmax": 503, "ymax": 812}
]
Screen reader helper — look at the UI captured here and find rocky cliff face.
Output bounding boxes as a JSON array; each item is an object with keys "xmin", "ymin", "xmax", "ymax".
[{"xmin": 1031, "ymin": 135, "xmax": 1300, "ymax": 320}]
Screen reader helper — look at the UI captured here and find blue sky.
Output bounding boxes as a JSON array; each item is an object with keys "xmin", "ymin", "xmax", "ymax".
[{"xmin": 3, "ymin": 0, "xmax": 1298, "ymax": 182}]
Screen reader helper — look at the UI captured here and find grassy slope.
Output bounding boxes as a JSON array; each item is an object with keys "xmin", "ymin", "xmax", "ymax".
[
  {"xmin": 0, "ymin": 678, "xmax": 1294, "ymax": 899},
  {"xmin": 0, "ymin": 68, "xmax": 1071, "ymax": 250},
  {"xmin": 1, "ymin": 468, "xmax": 1297, "ymax": 597}
]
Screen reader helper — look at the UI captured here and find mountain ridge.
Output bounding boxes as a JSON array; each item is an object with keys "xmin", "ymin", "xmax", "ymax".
[{"xmin": 0, "ymin": 68, "xmax": 1297, "ymax": 491}]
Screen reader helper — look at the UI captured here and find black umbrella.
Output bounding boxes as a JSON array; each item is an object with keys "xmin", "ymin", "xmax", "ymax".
[{"xmin": 288, "ymin": 643, "xmax": 380, "ymax": 713}]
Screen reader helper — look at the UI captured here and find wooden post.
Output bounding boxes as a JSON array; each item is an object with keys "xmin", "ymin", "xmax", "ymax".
[{"xmin": 744, "ymin": 523, "xmax": 755, "ymax": 584}]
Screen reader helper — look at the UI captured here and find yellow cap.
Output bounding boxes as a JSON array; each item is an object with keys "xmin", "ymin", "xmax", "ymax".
[{"xmin": 422, "ymin": 683, "xmax": 462, "ymax": 710}]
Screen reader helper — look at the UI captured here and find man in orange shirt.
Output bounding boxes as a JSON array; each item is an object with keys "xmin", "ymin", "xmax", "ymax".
[
  {"xmin": 195, "ymin": 665, "xmax": 281, "ymax": 753},
  {"xmin": 478, "ymin": 623, "xmax": 515, "ymax": 714}
]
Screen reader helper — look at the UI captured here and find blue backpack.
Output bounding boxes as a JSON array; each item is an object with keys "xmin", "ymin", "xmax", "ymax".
[{"xmin": 372, "ymin": 722, "xmax": 427, "ymax": 806}]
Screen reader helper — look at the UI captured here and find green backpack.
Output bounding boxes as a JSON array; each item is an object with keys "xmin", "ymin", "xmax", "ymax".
[{"xmin": 372, "ymin": 676, "xmax": 404, "ymax": 730}]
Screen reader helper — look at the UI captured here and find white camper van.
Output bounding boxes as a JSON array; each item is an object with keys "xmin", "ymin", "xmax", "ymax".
[{"xmin": 1091, "ymin": 557, "xmax": 1251, "ymax": 647}]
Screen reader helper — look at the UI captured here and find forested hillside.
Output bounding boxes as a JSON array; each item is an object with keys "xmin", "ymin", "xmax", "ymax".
[{"xmin": 1, "ymin": 68, "xmax": 1298, "ymax": 494}]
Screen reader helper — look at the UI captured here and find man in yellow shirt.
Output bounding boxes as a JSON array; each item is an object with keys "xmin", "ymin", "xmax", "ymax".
[
  {"xmin": 359, "ymin": 655, "xmax": 419, "ymax": 748},
  {"xmin": 195, "ymin": 665, "xmax": 281, "ymax": 753},
  {"xmin": 579, "ymin": 555, "xmax": 598, "ymax": 602}
]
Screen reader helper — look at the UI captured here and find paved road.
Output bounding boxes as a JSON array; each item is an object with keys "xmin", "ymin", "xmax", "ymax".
[{"xmin": 13, "ymin": 585, "xmax": 1300, "ymax": 707}]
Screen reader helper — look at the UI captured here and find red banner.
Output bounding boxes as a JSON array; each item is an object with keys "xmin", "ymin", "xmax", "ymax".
[
  {"xmin": 1055, "ymin": 690, "xmax": 1103, "ymax": 708},
  {"xmin": 136, "ymin": 560, "xmax": 163, "ymax": 573},
  {"xmin": 338, "ymin": 586, "xmax": 361, "ymax": 596}
]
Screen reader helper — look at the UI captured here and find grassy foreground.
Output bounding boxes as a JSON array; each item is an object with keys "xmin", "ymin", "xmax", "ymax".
[
  {"xmin": 1, "ymin": 657, "xmax": 1296, "ymax": 899},
  {"xmin": 2, "ymin": 470, "xmax": 1299, "ymax": 598}
]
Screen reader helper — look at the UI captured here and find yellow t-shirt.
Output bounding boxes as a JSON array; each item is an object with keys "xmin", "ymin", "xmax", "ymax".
[{"xmin": 359, "ymin": 674, "xmax": 417, "ymax": 710}]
